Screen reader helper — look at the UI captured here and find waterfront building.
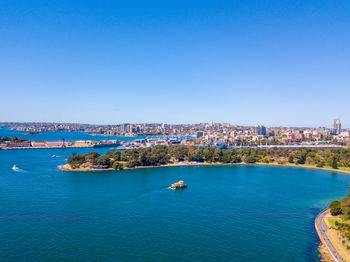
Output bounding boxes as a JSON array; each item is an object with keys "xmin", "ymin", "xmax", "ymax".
[{"xmin": 5, "ymin": 141, "xmax": 31, "ymax": 148}]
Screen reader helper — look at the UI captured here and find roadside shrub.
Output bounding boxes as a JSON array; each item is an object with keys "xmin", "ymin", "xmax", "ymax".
[{"xmin": 329, "ymin": 200, "xmax": 342, "ymax": 216}]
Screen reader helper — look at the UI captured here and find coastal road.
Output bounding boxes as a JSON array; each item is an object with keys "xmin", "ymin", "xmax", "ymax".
[{"xmin": 315, "ymin": 208, "xmax": 345, "ymax": 262}]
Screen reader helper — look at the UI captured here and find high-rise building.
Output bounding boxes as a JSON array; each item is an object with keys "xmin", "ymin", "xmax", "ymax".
[
  {"xmin": 333, "ymin": 119, "xmax": 342, "ymax": 135},
  {"xmin": 255, "ymin": 125, "xmax": 266, "ymax": 136},
  {"xmin": 121, "ymin": 123, "xmax": 128, "ymax": 132},
  {"xmin": 127, "ymin": 124, "xmax": 133, "ymax": 133}
]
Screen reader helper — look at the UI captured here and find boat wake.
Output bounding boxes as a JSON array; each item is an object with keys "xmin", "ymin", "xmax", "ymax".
[
  {"xmin": 11, "ymin": 165, "xmax": 26, "ymax": 172},
  {"xmin": 141, "ymin": 187, "xmax": 172, "ymax": 198}
]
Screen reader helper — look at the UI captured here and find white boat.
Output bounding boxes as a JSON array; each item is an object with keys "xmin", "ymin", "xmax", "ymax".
[
  {"xmin": 51, "ymin": 155, "xmax": 57, "ymax": 158},
  {"xmin": 12, "ymin": 165, "xmax": 19, "ymax": 171}
]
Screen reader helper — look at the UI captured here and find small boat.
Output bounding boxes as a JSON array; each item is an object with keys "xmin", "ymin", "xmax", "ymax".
[
  {"xmin": 51, "ymin": 155, "xmax": 57, "ymax": 158},
  {"xmin": 171, "ymin": 180, "xmax": 187, "ymax": 189},
  {"xmin": 12, "ymin": 165, "xmax": 19, "ymax": 171}
]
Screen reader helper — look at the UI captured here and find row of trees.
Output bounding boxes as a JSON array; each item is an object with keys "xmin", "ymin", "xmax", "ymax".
[
  {"xmin": 67, "ymin": 145, "xmax": 350, "ymax": 170},
  {"xmin": 329, "ymin": 185, "xmax": 350, "ymax": 243},
  {"xmin": 329, "ymin": 184, "xmax": 350, "ymax": 218}
]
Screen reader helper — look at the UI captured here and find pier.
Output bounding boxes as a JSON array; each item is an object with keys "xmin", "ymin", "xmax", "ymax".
[{"xmin": 0, "ymin": 140, "xmax": 120, "ymax": 150}]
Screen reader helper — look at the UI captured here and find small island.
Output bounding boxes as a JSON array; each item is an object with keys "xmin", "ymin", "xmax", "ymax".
[
  {"xmin": 25, "ymin": 131, "xmax": 39, "ymax": 135},
  {"xmin": 59, "ymin": 145, "xmax": 350, "ymax": 173}
]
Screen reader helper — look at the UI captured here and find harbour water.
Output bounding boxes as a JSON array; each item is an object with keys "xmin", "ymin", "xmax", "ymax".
[{"xmin": 0, "ymin": 129, "xmax": 349, "ymax": 261}]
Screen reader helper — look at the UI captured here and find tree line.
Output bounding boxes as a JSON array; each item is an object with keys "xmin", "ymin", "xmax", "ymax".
[
  {"xmin": 0, "ymin": 136, "xmax": 28, "ymax": 144},
  {"xmin": 67, "ymin": 145, "xmax": 350, "ymax": 170},
  {"xmin": 329, "ymin": 185, "xmax": 350, "ymax": 244}
]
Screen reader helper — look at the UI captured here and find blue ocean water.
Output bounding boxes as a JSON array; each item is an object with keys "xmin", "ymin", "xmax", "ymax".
[{"xmin": 0, "ymin": 129, "xmax": 349, "ymax": 261}]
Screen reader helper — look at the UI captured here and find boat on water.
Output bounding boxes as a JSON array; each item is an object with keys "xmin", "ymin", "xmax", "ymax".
[
  {"xmin": 12, "ymin": 165, "xmax": 19, "ymax": 171},
  {"xmin": 171, "ymin": 180, "xmax": 187, "ymax": 189},
  {"xmin": 51, "ymin": 155, "xmax": 57, "ymax": 158}
]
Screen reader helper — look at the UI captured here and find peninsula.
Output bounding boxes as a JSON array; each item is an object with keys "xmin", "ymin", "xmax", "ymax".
[{"xmin": 59, "ymin": 145, "xmax": 350, "ymax": 173}]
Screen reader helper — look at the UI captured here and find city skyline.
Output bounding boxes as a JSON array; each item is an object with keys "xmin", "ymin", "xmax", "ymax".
[
  {"xmin": 1, "ymin": 1, "xmax": 350, "ymax": 127},
  {"xmin": 0, "ymin": 118, "xmax": 346, "ymax": 132},
  {"xmin": 0, "ymin": 119, "xmax": 346, "ymax": 129}
]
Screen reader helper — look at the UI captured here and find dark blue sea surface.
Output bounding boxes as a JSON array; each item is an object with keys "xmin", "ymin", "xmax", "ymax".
[{"xmin": 0, "ymin": 129, "xmax": 349, "ymax": 261}]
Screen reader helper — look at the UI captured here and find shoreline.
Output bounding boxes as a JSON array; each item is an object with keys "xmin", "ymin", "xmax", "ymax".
[
  {"xmin": 58, "ymin": 162, "xmax": 350, "ymax": 175},
  {"xmin": 315, "ymin": 208, "xmax": 346, "ymax": 262}
]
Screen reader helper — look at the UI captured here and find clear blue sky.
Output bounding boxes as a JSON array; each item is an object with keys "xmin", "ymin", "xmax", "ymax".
[{"xmin": 1, "ymin": 0, "xmax": 349, "ymax": 127}]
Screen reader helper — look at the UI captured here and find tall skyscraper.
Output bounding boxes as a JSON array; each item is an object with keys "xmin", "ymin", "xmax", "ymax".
[
  {"xmin": 255, "ymin": 125, "xmax": 266, "ymax": 136},
  {"xmin": 333, "ymin": 119, "xmax": 342, "ymax": 135},
  {"xmin": 121, "ymin": 123, "xmax": 128, "ymax": 132},
  {"xmin": 127, "ymin": 124, "xmax": 133, "ymax": 133}
]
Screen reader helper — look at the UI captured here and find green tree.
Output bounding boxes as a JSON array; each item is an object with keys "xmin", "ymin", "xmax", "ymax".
[
  {"xmin": 341, "ymin": 197, "xmax": 350, "ymax": 219},
  {"xmin": 112, "ymin": 161, "xmax": 123, "ymax": 170},
  {"xmin": 67, "ymin": 154, "xmax": 85, "ymax": 169},
  {"xmin": 245, "ymin": 156, "xmax": 257, "ymax": 164},
  {"xmin": 316, "ymin": 162, "xmax": 324, "ymax": 168},
  {"xmin": 202, "ymin": 147, "xmax": 215, "ymax": 162},
  {"xmin": 168, "ymin": 145, "xmax": 188, "ymax": 161},
  {"xmin": 218, "ymin": 149, "xmax": 231, "ymax": 163},
  {"xmin": 105, "ymin": 150, "xmax": 121, "ymax": 161},
  {"xmin": 288, "ymin": 156, "xmax": 294, "ymax": 163},
  {"xmin": 332, "ymin": 157, "xmax": 338, "ymax": 169},
  {"xmin": 97, "ymin": 156, "xmax": 111, "ymax": 167},
  {"xmin": 329, "ymin": 201, "xmax": 342, "ymax": 216},
  {"xmin": 85, "ymin": 151, "xmax": 100, "ymax": 164},
  {"xmin": 231, "ymin": 155, "xmax": 242, "ymax": 163}
]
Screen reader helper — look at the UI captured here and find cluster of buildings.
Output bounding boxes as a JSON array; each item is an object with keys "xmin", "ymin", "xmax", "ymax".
[
  {"xmin": 89, "ymin": 123, "xmax": 196, "ymax": 137},
  {"xmin": 0, "ymin": 122, "xmax": 99, "ymax": 133},
  {"xmin": 193, "ymin": 120, "xmax": 349, "ymax": 147},
  {"xmin": 117, "ymin": 119, "xmax": 348, "ymax": 149},
  {"xmin": 1, "ymin": 119, "xmax": 349, "ymax": 148},
  {"xmin": 119, "ymin": 137, "xmax": 188, "ymax": 149}
]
